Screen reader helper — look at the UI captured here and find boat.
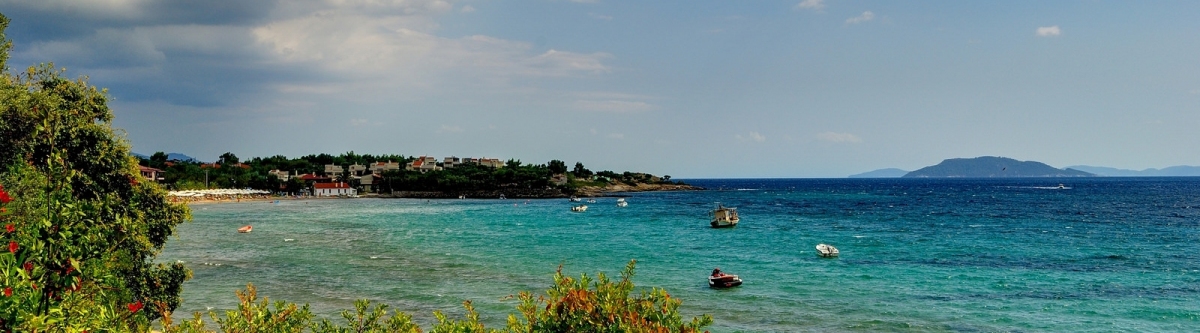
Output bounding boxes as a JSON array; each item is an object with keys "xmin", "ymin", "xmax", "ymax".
[
  {"xmin": 571, "ymin": 205, "xmax": 588, "ymax": 212},
  {"xmin": 616, "ymin": 199, "xmax": 628, "ymax": 207},
  {"xmin": 708, "ymin": 272, "xmax": 743, "ymax": 288},
  {"xmin": 237, "ymin": 225, "xmax": 253, "ymax": 233},
  {"xmin": 816, "ymin": 243, "xmax": 839, "ymax": 257},
  {"xmin": 616, "ymin": 198, "xmax": 626, "ymax": 203},
  {"xmin": 710, "ymin": 203, "xmax": 739, "ymax": 228},
  {"xmin": 499, "ymin": 194, "xmax": 506, "ymax": 200},
  {"xmin": 569, "ymin": 196, "xmax": 582, "ymax": 202},
  {"xmin": 587, "ymin": 199, "xmax": 597, "ymax": 203}
]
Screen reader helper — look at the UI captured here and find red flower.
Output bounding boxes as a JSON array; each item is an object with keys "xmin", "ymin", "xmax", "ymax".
[
  {"xmin": 4, "ymin": 224, "xmax": 12, "ymax": 233},
  {"xmin": 0, "ymin": 188, "xmax": 10, "ymax": 204},
  {"xmin": 127, "ymin": 300, "xmax": 143, "ymax": 313},
  {"xmin": 3, "ymin": 287, "xmax": 10, "ymax": 297},
  {"xmin": 8, "ymin": 241, "xmax": 16, "ymax": 253},
  {"xmin": 23, "ymin": 262, "xmax": 32, "ymax": 272}
]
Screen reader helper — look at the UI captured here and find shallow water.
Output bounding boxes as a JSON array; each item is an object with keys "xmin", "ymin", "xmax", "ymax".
[{"xmin": 161, "ymin": 178, "xmax": 1200, "ymax": 332}]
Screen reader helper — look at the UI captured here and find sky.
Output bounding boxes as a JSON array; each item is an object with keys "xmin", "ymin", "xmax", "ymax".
[{"xmin": 2, "ymin": 0, "xmax": 1198, "ymax": 178}]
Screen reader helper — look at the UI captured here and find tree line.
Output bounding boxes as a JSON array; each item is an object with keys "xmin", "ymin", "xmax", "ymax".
[{"xmin": 140, "ymin": 151, "xmax": 681, "ymax": 194}]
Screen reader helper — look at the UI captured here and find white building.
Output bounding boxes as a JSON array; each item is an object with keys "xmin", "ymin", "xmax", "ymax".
[{"xmin": 313, "ymin": 182, "xmax": 356, "ymax": 197}]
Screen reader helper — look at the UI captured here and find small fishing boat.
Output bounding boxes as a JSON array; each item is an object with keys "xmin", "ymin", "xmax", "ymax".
[
  {"xmin": 708, "ymin": 269, "xmax": 743, "ymax": 288},
  {"xmin": 569, "ymin": 196, "xmax": 582, "ymax": 202},
  {"xmin": 587, "ymin": 199, "xmax": 597, "ymax": 203},
  {"xmin": 710, "ymin": 203, "xmax": 739, "ymax": 228},
  {"xmin": 816, "ymin": 243, "xmax": 839, "ymax": 258},
  {"xmin": 616, "ymin": 199, "xmax": 628, "ymax": 207},
  {"xmin": 571, "ymin": 205, "xmax": 588, "ymax": 212},
  {"xmin": 237, "ymin": 225, "xmax": 253, "ymax": 233}
]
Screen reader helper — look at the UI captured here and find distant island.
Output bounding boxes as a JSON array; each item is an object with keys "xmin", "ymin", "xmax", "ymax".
[
  {"xmin": 1065, "ymin": 165, "xmax": 1200, "ymax": 177},
  {"xmin": 903, "ymin": 156, "xmax": 1093, "ymax": 178},
  {"xmin": 848, "ymin": 168, "xmax": 910, "ymax": 178},
  {"xmin": 850, "ymin": 157, "xmax": 1200, "ymax": 178}
]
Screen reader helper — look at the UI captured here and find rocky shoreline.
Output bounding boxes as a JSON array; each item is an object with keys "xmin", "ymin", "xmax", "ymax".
[{"xmin": 374, "ymin": 183, "xmax": 703, "ymax": 199}]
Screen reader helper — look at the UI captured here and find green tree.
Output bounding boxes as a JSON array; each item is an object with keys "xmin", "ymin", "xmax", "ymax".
[
  {"xmin": 219, "ymin": 152, "xmax": 239, "ymax": 165},
  {"xmin": 572, "ymin": 162, "xmax": 592, "ymax": 178},
  {"xmin": 0, "ymin": 13, "xmax": 190, "ymax": 331},
  {"xmin": 547, "ymin": 160, "xmax": 567, "ymax": 174}
]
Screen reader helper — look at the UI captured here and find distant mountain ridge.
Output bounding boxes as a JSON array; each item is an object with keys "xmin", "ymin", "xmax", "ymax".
[
  {"xmin": 1067, "ymin": 165, "xmax": 1200, "ymax": 177},
  {"xmin": 903, "ymin": 156, "xmax": 1093, "ymax": 178},
  {"xmin": 848, "ymin": 168, "xmax": 910, "ymax": 178}
]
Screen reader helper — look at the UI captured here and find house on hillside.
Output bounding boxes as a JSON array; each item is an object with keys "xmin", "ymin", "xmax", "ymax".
[
  {"xmin": 407, "ymin": 156, "xmax": 442, "ymax": 173},
  {"xmin": 443, "ymin": 156, "xmax": 460, "ymax": 169},
  {"xmin": 324, "ymin": 164, "xmax": 344, "ymax": 175},
  {"xmin": 349, "ymin": 164, "xmax": 367, "ymax": 176},
  {"xmin": 268, "ymin": 169, "xmax": 290, "ymax": 181},
  {"xmin": 371, "ymin": 161, "xmax": 401, "ymax": 174},
  {"xmin": 138, "ymin": 166, "xmax": 165, "ymax": 182}
]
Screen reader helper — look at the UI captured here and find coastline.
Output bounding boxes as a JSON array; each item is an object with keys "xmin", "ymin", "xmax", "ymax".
[{"xmin": 172, "ymin": 183, "xmax": 704, "ymax": 204}]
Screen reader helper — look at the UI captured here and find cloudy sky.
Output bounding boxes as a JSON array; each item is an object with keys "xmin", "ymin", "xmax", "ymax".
[{"xmin": 3, "ymin": 1, "xmax": 1199, "ymax": 178}]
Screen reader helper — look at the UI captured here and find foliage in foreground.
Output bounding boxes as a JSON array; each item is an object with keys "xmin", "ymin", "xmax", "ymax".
[
  {"xmin": 0, "ymin": 13, "xmax": 190, "ymax": 331},
  {"xmin": 163, "ymin": 260, "xmax": 712, "ymax": 333}
]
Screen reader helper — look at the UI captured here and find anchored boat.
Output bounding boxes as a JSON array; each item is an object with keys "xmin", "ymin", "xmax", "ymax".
[
  {"xmin": 816, "ymin": 243, "xmax": 839, "ymax": 257},
  {"xmin": 710, "ymin": 203, "xmax": 739, "ymax": 228}
]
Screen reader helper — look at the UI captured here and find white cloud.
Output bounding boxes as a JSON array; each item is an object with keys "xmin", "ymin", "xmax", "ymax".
[
  {"xmin": 846, "ymin": 11, "xmax": 875, "ymax": 24},
  {"xmin": 461, "ymin": 5, "xmax": 476, "ymax": 13},
  {"xmin": 589, "ymin": 13, "xmax": 613, "ymax": 20},
  {"xmin": 794, "ymin": 0, "xmax": 825, "ymax": 11},
  {"xmin": 573, "ymin": 100, "xmax": 654, "ymax": 113},
  {"xmin": 736, "ymin": 131, "xmax": 767, "ymax": 143},
  {"xmin": 1036, "ymin": 26, "xmax": 1061, "ymax": 37},
  {"xmin": 816, "ymin": 131, "xmax": 862, "ymax": 143}
]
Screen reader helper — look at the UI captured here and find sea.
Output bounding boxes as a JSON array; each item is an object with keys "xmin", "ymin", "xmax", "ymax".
[{"xmin": 159, "ymin": 178, "xmax": 1200, "ymax": 332}]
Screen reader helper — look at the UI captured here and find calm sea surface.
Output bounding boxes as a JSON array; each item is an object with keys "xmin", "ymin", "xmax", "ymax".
[{"xmin": 160, "ymin": 178, "xmax": 1200, "ymax": 332}]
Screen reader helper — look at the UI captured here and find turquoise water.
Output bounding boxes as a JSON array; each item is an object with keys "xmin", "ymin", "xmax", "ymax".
[{"xmin": 160, "ymin": 178, "xmax": 1200, "ymax": 332}]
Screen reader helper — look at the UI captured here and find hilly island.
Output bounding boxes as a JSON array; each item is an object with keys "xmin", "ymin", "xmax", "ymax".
[{"xmin": 903, "ymin": 156, "xmax": 1094, "ymax": 178}]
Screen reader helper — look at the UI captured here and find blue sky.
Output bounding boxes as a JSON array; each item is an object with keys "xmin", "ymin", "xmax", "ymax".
[{"xmin": 3, "ymin": 0, "xmax": 1198, "ymax": 177}]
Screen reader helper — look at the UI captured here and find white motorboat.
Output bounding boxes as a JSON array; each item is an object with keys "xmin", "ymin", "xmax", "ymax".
[
  {"xmin": 616, "ymin": 200, "xmax": 628, "ymax": 207},
  {"xmin": 710, "ymin": 203, "xmax": 739, "ymax": 228},
  {"xmin": 816, "ymin": 243, "xmax": 839, "ymax": 258},
  {"xmin": 569, "ymin": 196, "xmax": 582, "ymax": 202},
  {"xmin": 571, "ymin": 205, "xmax": 588, "ymax": 212}
]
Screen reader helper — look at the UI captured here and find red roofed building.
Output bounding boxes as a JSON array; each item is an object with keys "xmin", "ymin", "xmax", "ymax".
[{"xmin": 313, "ymin": 182, "xmax": 356, "ymax": 197}]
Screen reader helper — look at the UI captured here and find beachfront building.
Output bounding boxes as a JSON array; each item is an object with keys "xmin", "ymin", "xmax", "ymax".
[
  {"xmin": 138, "ymin": 166, "xmax": 165, "ymax": 182},
  {"xmin": 313, "ymin": 182, "xmax": 356, "ymax": 197},
  {"xmin": 357, "ymin": 174, "xmax": 377, "ymax": 193}
]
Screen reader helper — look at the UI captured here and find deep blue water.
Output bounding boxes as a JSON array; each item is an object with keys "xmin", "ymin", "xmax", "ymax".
[{"xmin": 161, "ymin": 178, "xmax": 1200, "ymax": 332}]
